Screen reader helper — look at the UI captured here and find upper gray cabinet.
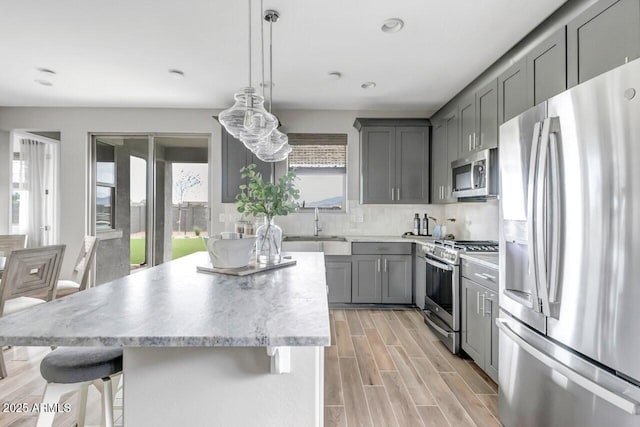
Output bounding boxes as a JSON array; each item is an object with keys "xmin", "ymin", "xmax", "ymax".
[
  {"xmin": 568, "ymin": 0, "xmax": 640, "ymax": 87},
  {"xmin": 355, "ymin": 118, "xmax": 430, "ymax": 204},
  {"xmin": 498, "ymin": 57, "xmax": 532, "ymax": 125},
  {"xmin": 431, "ymin": 105, "xmax": 459, "ymax": 204},
  {"xmin": 221, "ymin": 128, "xmax": 273, "ymax": 203},
  {"xmin": 528, "ymin": 28, "xmax": 567, "ymax": 105},
  {"xmin": 459, "ymin": 79, "xmax": 498, "ymax": 156}
]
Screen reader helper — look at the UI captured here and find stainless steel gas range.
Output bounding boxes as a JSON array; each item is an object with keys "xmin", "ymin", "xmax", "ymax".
[{"xmin": 417, "ymin": 240, "xmax": 498, "ymax": 353}]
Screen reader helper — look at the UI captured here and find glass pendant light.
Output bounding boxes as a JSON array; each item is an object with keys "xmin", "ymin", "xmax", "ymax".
[
  {"xmin": 219, "ymin": 87, "xmax": 277, "ymax": 141},
  {"xmin": 255, "ymin": 141, "xmax": 292, "ymax": 162},
  {"xmin": 254, "ymin": 9, "xmax": 291, "ymax": 162},
  {"xmin": 218, "ymin": 0, "xmax": 277, "ymax": 141}
]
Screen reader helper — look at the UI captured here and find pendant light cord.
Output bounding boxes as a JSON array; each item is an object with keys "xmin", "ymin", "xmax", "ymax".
[
  {"xmin": 261, "ymin": 0, "xmax": 265, "ymax": 97},
  {"xmin": 269, "ymin": 17, "xmax": 273, "ymax": 113},
  {"xmin": 248, "ymin": 0, "xmax": 252, "ymax": 87}
]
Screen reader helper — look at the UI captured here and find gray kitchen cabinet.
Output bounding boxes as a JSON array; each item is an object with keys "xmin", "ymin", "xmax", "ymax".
[
  {"xmin": 459, "ymin": 94, "xmax": 476, "ymax": 157},
  {"xmin": 355, "ymin": 118, "xmax": 430, "ymax": 204},
  {"xmin": 431, "ymin": 123, "xmax": 448, "ymax": 204},
  {"xmin": 326, "ymin": 256, "xmax": 352, "ymax": 304},
  {"xmin": 476, "ymin": 79, "xmax": 498, "ymax": 150},
  {"xmin": 498, "ymin": 57, "xmax": 532, "ymax": 125},
  {"xmin": 459, "ymin": 80, "xmax": 498, "ymax": 156},
  {"xmin": 413, "ymin": 251, "xmax": 426, "ymax": 309},
  {"xmin": 395, "ymin": 127, "xmax": 430, "ymax": 203},
  {"xmin": 568, "ymin": 0, "xmax": 640, "ymax": 87},
  {"xmin": 484, "ymin": 291, "xmax": 499, "ymax": 382},
  {"xmin": 528, "ymin": 27, "xmax": 567, "ymax": 105},
  {"xmin": 461, "ymin": 278, "xmax": 486, "ymax": 364},
  {"xmin": 431, "ymin": 106, "xmax": 459, "ymax": 204},
  {"xmin": 351, "ymin": 255, "xmax": 383, "ymax": 303},
  {"xmin": 221, "ymin": 128, "xmax": 273, "ymax": 202},
  {"xmin": 360, "ymin": 127, "xmax": 396, "ymax": 204},
  {"xmin": 382, "ymin": 255, "xmax": 412, "ymax": 304},
  {"xmin": 461, "ymin": 260, "xmax": 499, "ymax": 383},
  {"xmin": 351, "ymin": 242, "xmax": 413, "ymax": 304}
]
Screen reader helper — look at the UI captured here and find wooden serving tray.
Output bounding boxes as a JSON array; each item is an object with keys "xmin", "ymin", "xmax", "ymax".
[{"xmin": 196, "ymin": 256, "xmax": 296, "ymax": 276}]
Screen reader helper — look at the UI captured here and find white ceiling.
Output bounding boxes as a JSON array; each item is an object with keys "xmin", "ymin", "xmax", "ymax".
[{"xmin": 0, "ymin": 0, "xmax": 566, "ymax": 112}]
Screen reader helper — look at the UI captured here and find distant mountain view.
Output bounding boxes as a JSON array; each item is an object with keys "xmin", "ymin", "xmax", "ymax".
[{"xmin": 304, "ymin": 196, "xmax": 343, "ymax": 209}]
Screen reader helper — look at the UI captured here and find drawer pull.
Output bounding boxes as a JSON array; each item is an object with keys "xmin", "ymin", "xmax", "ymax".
[{"xmin": 474, "ymin": 272, "xmax": 496, "ymax": 282}]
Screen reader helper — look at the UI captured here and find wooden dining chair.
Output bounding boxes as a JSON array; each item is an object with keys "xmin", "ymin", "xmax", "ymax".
[
  {"xmin": 55, "ymin": 236, "xmax": 98, "ymax": 298},
  {"xmin": 0, "ymin": 245, "xmax": 65, "ymax": 379},
  {"xmin": 0, "ymin": 234, "xmax": 28, "ymax": 257}
]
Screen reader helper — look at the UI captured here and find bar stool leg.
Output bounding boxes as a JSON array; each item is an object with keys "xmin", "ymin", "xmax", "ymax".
[
  {"xmin": 0, "ymin": 352, "xmax": 7, "ymax": 379},
  {"xmin": 76, "ymin": 383, "xmax": 89, "ymax": 427},
  {"xmin": 36, "ymin": 382, "xmax": 82, "ymax": 427},
  {"xmin": 102, "ymin": 377, "xmax": 114, "ymax": 427}
]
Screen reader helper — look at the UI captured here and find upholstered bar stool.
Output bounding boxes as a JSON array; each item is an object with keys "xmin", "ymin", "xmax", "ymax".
[{"xmin": 37, "ymin": 347, "xmax": 123, "ymax": 427}]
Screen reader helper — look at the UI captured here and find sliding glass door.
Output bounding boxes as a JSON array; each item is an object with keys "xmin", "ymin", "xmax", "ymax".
[{"xmin": 90, "ymin": 134, "xmax": 209, "ymax": 284}]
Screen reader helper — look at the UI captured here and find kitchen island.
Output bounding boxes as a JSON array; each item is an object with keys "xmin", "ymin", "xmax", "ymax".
[{"xmin": 0, "ymin": 251, "xmax": 330, "ymax": 426}]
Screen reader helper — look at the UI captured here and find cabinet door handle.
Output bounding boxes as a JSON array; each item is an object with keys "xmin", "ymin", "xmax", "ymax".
[
  {"xmin": 391, "ymin": 188, "xmax": 394, "ymax": 201},
  {"xmin": 397, "ymin": 188, "xmax": 400, "ymax": 200},
  {"xmin": 441, "ymin": 186, "xmax": 444, "ymax": 199},
  {"xmin": 384, "ymin": 258, "xmax": 388, "ymax": 272},
  {"xmin": 476, "ymin": 291, "xmax": 480, "ymax": 314},
  {"xmin": 469, "ymin": 135, "xmax": 472, "ymax": 151},
  {"xmin": 481, "ymin": 293, "xmax": 486, "ymax": 316},
  {"xmin": 377, "ymin": 259, "xmax": 381, "ymax": 272}
]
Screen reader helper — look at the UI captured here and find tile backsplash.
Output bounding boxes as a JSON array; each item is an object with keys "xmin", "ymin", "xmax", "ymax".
[{"xmin": 217, "ymin": 199, "xmax": 498, "ymax": 241}]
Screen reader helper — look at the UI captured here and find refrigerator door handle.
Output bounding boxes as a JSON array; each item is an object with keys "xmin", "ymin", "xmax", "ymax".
[
  {"xmin": 548, "ymin": 117, "xmax": 562, "ymax": 306},
  {"xmin": 535, "ymin": 118, "xmax": 552, "ymax": 317},
  {"xmin": 497, "ymin": 318, "xmax": 640, "ymax": 415},
  {"xmin": 526, "ymin": 121, "xmax": 543, "ymax": 312}
]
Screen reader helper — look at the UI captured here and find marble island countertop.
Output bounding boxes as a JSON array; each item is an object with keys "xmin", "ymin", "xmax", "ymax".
[{"xmin": 0, "ymin": 251, "xmax": 330, "ymax": 348}]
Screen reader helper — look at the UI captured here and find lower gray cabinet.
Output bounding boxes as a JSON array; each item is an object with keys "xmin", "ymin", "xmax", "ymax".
[
  {"xmin": 461, "ymin": 276, "xmax": 499, "ymax": 383},
  {"xmin": 461, "ymin": 278, "xmax": 486, "ymax": 363},
  {"xmin": 351, "ymin": 252, "xmax": 412, "ymax": 304},
  {"xmin": 382, "ymin": 255, "xmax": 412, "ymax": 304},
  {"xmin": 325, "ymin": 256, "xmax": 352, "ymax": 304},
  {"xmin": 351, "ymin": 255, "xmax": 382, "ymax": 303}
]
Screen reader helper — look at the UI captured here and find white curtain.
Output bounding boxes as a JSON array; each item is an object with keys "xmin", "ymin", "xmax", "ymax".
[{"xmin": 17, "ymin": 139, "xmax": 58, "ymax": 247}]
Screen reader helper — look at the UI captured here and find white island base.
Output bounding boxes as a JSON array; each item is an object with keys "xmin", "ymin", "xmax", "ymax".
[{"xmin": 123, "ymin": 346, "xmax": 324, "ymax": 426}]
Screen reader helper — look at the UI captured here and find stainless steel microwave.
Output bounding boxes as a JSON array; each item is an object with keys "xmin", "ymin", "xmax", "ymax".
[{"xmin": 451, "ymin": 148, "xmax": 498, "ymax": 199}]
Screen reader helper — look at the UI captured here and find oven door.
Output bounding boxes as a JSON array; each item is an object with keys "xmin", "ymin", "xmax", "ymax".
[{"xmin": 424, "ymin": 256, "xmax": 459, "ymax": 330}]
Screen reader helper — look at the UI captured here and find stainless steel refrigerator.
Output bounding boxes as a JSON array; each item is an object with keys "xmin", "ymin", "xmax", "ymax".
[{"xmin": 498, "ymin": 58, "xmax": 640, "ymax": 426}]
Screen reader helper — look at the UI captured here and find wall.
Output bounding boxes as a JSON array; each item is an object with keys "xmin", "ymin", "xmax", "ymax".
[
  {"xmin": 0, "ymin": 130, "xmax": 9, "ymax": 234},
  {"xmin": 444, "ymin": 199, "xmax": 499, "ymax": 241}
]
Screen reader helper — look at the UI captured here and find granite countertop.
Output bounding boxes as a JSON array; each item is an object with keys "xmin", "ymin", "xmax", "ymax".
[
  {"xmin": 347, "ymin": 235, "xmax": 437, "ymax": 244},
  {"xmin": 0, "ymin": 252, "xmax": 330, "ymax": 348},
  {"xmin": 460, "ymin": 252, "xmax": 499, "ymax": 269}
]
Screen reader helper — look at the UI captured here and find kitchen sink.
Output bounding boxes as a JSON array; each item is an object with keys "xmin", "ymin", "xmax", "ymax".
[{"xmin": 283, "ymin": 235, "xmax": 347, "ymax": 242}]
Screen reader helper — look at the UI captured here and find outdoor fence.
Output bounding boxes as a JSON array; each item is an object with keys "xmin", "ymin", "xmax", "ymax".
[{"xmin": 130, "ymin": 203, "xmax": 208, "ymax": 234}]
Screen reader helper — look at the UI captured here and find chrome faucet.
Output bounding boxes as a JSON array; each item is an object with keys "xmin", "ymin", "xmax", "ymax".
[{"xmin": 313, "ymin": 207, "xmax": 322, "ymax": 236}]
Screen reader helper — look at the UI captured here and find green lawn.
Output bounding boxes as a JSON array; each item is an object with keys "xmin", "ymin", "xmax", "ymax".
[{"xmin": 130, "ymin": 237, "xmax": 206, "ymax": 265}]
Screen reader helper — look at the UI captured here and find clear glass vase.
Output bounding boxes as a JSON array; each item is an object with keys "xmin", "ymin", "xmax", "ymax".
[{"xmin": 255, "ymin": 217, "xmax": 282, "ymax": 264}]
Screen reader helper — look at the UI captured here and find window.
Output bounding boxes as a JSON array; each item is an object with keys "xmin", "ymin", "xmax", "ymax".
[
  {"xmin": 288, "ymin": 134, "xmax": 347, "ymax": 211},
  {"xmin": 96, "ymin": 142, "xmax": 116, "ymax": 230}
]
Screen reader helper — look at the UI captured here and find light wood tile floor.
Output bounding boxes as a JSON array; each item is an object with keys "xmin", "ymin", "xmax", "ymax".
[
  {"xmin": 0, "ymin": 347, "xmax": 123, "ymax": 427},
  {"xmin": 0, "ymin": 309, "xmax": 499, "ymax": 427},
  {"xmin": 325, "ymin": 309, "xmax": 500, "ymax": 427}
]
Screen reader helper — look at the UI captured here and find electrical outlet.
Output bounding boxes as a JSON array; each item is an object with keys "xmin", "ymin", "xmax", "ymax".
[
  {"xmin": 356, "ymin": 214, "xmax": 364, "ymax": 223},
  {"xmin": 218, "ymin": 213, "xmax": 226, "ymax": 223}
]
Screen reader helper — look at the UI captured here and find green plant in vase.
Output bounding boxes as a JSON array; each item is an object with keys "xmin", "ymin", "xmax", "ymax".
[{"xmin": 236, "ymin": 164, "xmax": 300, "ymax": 263}]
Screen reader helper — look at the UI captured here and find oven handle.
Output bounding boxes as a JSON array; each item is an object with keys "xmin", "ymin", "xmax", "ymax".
[
  {"xmin": 424, "ymin": 311, "xmax": 454, "ymax": 337},
  {"xmin": 424, "ymin": 257, "xmax": 454, "ymax": 271}
]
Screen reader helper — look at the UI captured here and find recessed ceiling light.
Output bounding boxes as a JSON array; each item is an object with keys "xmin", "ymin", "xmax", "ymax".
[
  {"xmin": 34, "ymin": 79, "xmax": 53, "ymax": 87},
  {"xmin": 361, "ymin": 81, "xmax": 377, "ymax": 90},
  {"xmin": 328, "ymin": 72, "xmax": 342, "ymax": 80},
  {"xmin": 168, "ymin": 69, "xmax": 185, "ymax": 79},
  {"xmin": 381, "ymin": 18, "xmax": 404, "ymax": 33}
]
